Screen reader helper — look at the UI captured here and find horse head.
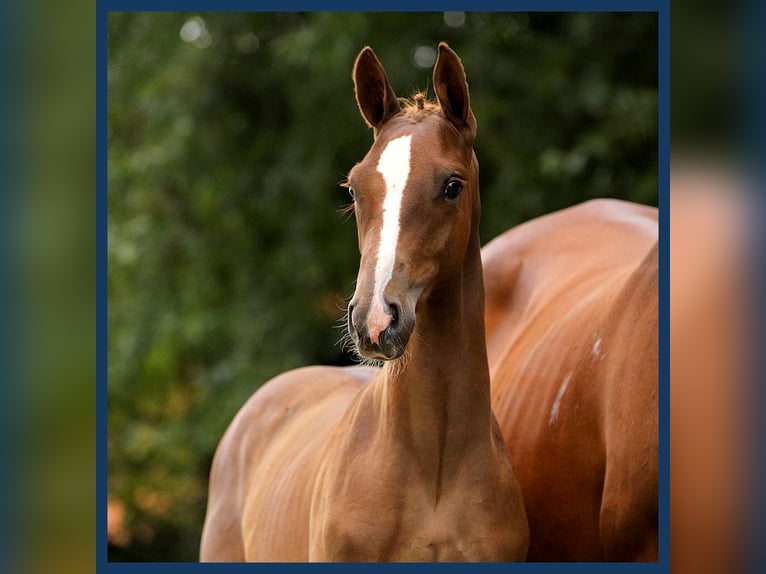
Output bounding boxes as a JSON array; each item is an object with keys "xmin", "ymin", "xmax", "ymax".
[{"xmin": 346, "ymin": 43, "xmax": 480, "ymax": 361}]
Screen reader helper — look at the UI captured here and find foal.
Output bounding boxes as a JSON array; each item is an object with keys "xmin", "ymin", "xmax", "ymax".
[{"xmin": 199, "ymin": 43, "xmax": 528, "ymax": 562}]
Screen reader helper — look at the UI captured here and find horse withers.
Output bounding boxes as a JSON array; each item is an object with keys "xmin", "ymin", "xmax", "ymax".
[{"xmin": 199, "ymin": 43, "xmax": 529, "ymax": 562}]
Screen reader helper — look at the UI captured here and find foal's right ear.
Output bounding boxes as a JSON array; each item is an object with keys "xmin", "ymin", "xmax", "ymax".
[{"xmin": 353, "ymin": 47, "xmax": 401, "ymax": 132}]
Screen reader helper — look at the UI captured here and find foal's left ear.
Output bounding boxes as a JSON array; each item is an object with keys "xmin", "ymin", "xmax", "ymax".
[{"xmin": 433, "ymin": 43, "xmax": 477, "ymax": 145}]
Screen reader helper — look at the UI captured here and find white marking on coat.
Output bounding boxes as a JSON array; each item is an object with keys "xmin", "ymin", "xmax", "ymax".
[
  {"xmin": 592, "ymin": 337, "xmax": 602, "ymax": 359},
  {"xmin": 549, "ymin": 373, "xmax": 572, "ymax": 427},
  {"xmin": 372, "ymin": 135, "xmax": 412, "ymax": 313}
]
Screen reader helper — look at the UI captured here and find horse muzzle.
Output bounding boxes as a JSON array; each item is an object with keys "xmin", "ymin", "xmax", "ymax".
[{"xmin": 348, "ymin": 298, "xmax": 413, "ymax": 360}]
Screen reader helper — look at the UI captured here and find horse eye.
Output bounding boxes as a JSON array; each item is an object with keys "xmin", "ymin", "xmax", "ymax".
[
  {"xmin": 347, "ymin": 187, "xmax": 355, "ymax": 200},
  {"xmin": 443, "ymin": 179, "xmax": 463, "ymax": 200}
]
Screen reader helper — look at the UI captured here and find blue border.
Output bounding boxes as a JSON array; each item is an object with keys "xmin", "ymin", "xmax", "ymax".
[
  {"xmin": 97, "ymin": 1, "xmax": 109, "ymax": 569},
  {"xmin": 656, "ymin": 2, "xmax": 669, "ymax": 570},
  {"xmin": 1, "ymin": 0, "xmax": 20, "ymax": 572},
  {"xmin": 746, "ymin": 0, "xmax": 766, "ymax": 572},
  {"xmin": 98, "ymin": 2, "xmax": 669, "ymax": 572},
  {"xmin": 103, "ymin": 1, "xmax": 659, "ymax": 12}
]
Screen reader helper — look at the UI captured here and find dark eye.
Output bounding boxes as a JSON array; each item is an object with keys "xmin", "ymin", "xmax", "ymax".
[
  {"xmin": 443, "ymin": 179, "xmax": 463, "ymax": 200},
  {"xmin": 344, "ymin": 185, "xmax": 355, "ymax": 201}
]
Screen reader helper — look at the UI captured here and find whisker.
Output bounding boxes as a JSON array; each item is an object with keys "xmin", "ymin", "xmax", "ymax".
[
  {"xmin": 347, "ymin": 344, "xmax": 383, "ymax": 369},
  {"xmin": 334, "ymin": 311, "xmax": 349, "ymax": 329},
  {"xmin": 412, "ymin": 330, "xmax": 430, "ymax": 351},
  {"xmin": 337, "ymin": 178, "xmax": 356, "ymax": 220},
  {"xmin": 338, "ymin": 202, "xmax": 356, "ymax": 220},
  {"xmin": 334, "ymin": 293, "xmax": 352, "ymax": 312}
]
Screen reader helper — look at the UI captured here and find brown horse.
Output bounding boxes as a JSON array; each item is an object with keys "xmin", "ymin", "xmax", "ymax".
[
  {"xmin": 482, "ymin": 199, "xmax": 658, "ymax": 561},
  {"xmin": 199, "ymin": 43, "xmax": 529, "ymax": 562}
]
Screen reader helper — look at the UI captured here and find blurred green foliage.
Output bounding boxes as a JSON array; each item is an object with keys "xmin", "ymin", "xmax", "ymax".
[
  {"xmin": 19, "ymin": 1, "xmax": 97, "ymax": 573},
  {"xmin": 107, "ymin": 12, "xmax": 656, "ymax": 561}
]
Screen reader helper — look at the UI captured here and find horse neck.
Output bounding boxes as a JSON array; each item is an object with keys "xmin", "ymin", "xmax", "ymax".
[{"xmin": 377, "ymin": 229, "xmax": 493, "ymax": 463}]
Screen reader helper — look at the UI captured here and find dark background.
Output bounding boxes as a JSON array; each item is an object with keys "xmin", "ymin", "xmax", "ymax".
[{"xmin": 107, "ymin": 11, "xmax": 657, "ymax": 561}]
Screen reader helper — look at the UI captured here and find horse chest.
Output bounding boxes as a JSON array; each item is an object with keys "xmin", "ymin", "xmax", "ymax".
[
  {"xmin": 393, "ymin": 502, "xmax": 523, "ymax": 561},
  {"xmin": 313, "ymin": 478, "xmax": 524, "ymax": 562}
]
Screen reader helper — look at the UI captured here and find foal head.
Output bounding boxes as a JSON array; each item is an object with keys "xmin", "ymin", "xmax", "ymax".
[{"xmin": 346, "ymin": 43, "xmax": 479, "ymax": 361}]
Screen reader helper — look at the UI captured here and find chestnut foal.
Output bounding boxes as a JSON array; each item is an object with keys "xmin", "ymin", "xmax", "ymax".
[{"xmin": 199, "ymin": 43, "xmax": 528, "ymax": 562}]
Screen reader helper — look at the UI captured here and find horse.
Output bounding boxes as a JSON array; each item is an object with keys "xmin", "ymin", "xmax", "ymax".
[
  {"xmin": 199, "ymin": 43, "xmax": 529, "ymax": 562},
  {"xmin": 482, "ymin": 199, "xmax": 658, "ymax": 561}
]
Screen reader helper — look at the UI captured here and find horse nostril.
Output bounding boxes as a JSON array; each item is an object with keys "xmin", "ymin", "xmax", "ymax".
[{"xmin": 390, "ymin": 303, "xmax": 399, "ymax": 325}]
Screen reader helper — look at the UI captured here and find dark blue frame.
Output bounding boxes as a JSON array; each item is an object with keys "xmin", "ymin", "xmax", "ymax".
[
  {"xmin": 97, "ymin": 2, "xmax": 670, "ymax": 571},
  {"xmin": 746, "ymin": 1, "xmax": 766, "ymax": 572},
  {"xmin": 1, "ymin": 0, "xmax": 20, "ymax": 572}
]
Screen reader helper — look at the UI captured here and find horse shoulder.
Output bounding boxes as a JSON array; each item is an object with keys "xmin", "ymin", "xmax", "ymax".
[
  {"xmin": 200, "ymin": 365, "xmax": 375, "ymax": 561},
  {"xmin": 307, "ymin": 380, "xmax": 405, "ymax": 561}
]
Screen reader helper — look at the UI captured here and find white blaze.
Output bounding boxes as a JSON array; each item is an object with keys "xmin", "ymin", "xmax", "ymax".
[{"xmin": 373, "ymin": 134, "xmax": 412, "ymax": 313}]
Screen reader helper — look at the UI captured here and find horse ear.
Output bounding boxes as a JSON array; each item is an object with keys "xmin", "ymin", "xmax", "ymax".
[
  {"xmin": 433, "ymin": 42, "xmax": 477, "ymax": 144},
  {"xmin": 353, "ymin": 47, "xmax": 401, "ymax": 131}
]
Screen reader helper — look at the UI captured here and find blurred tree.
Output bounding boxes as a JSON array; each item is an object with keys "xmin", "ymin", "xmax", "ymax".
[{"xmin": 107, "ymin": 12, "xmax": 657, "ymax": 561}]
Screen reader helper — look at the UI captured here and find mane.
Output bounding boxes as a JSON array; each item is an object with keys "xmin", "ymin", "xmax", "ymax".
[{"xmin": 399, "ymin": 92, "xmax": 441, "ymax": 121}]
